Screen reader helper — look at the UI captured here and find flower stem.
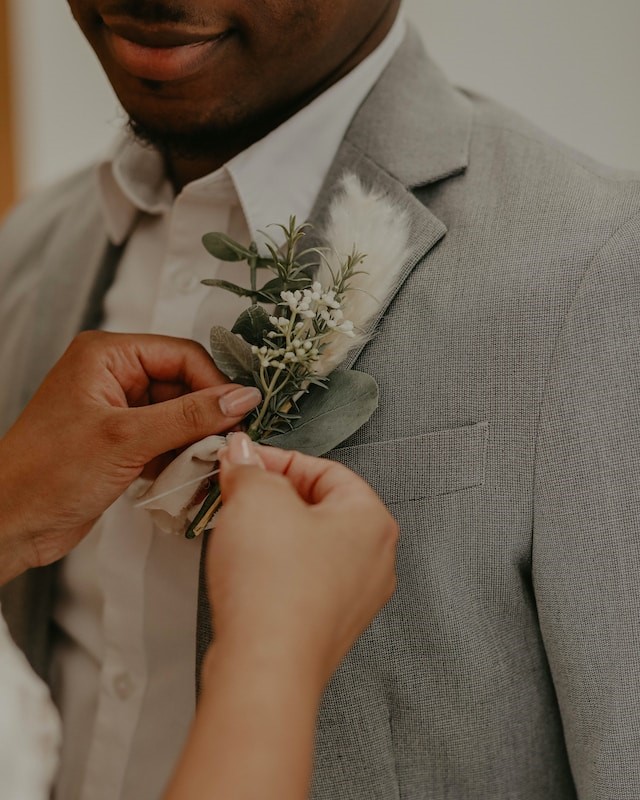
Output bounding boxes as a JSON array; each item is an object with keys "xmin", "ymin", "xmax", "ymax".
[
  {"xmin": 185, "ymin": 484, "xmax": 221, "ymax": 539},
  {"xmin": 247, "ymin": 369, "xmax": 281, "ymax": 436}
]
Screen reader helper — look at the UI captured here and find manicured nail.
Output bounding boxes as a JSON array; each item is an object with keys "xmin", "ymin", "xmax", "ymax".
[
  {"xmin": 219, "ymin": 387, "xmax": 262, "ymax": 417},
  {"xmin": 226, "ymin": 432, "xmax": 260, "ymax": 465}
]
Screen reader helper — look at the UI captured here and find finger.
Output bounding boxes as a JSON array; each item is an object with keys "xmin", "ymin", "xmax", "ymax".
[
  {"xmin": 148, "ymin": 381, "xmax": 190, "ymax": 405},
  {"xmin": 126, "ymin": 381, "xmax": 192, "ymax": 408},
  {"xmin": 218, "ymin": 433, "xmax": 263, "ymax": 499},
  {"xmin": 136, "ymin": 380, "xmax": 210, "ymax": 407},
  {"xmin": 132, "ymin": 336, "xmax": 226, "ymax": 391},
  {"xmin": 218, "ymin": 433, "xmax": 300, "ymax": 504},
  {"xmin": 256, "ymin": 445, "xmax": 377, "ymax": 506},
  {"xmin": 96, "ymin": 334, "xmax": 229, "ymax": 402},
  {"xmin": 121, "ymin": 385, "xmax": 262, "ymax": 461}
]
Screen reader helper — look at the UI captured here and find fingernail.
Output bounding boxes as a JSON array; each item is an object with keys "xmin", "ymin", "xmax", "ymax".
[
  {"xmin": 227, "ymin": 432, "xmax": 260, "ymax": 465},
  {"xmin": 219, "ymin": 387, "xmax": 262, "ymax": 417}
]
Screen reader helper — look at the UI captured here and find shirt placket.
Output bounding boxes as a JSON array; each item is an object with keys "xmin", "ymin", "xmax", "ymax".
[
  {"xmin": 79, "ymin": 497, "xmax": 153, "ymax": 800},
  {"xmin": 149, "ymin": 192, "xmax": 232, "ymax": 340}
]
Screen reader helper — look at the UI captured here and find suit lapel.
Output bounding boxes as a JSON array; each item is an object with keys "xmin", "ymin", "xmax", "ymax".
[{"xmin": 195, "ymin": 27, "xmax": 472, "ymax": 686}]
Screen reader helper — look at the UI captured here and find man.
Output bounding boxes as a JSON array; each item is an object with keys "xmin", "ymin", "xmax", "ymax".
[{"xmin": 1, "ymin": 0, "xmax": 639, "ymax": 797}]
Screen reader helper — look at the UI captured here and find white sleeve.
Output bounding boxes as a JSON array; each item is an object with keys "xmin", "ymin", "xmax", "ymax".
[{"xmin": 0, "ymin": 604, "xmax": 61, "ymax": 800}]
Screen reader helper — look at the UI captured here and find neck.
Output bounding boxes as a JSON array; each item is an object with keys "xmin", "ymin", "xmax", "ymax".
[{"xmin": 165, "ymin": 2, "xmax": 401, "ymax": 190}]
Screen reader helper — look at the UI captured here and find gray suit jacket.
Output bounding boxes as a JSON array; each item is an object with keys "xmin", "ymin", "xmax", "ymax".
[{"xmin": 2, "ymin": 28, "xmax": 640, "ymax": 799}]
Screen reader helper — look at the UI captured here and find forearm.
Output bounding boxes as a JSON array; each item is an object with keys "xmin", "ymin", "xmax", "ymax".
[{"xmin": 163, "ymin": 639, "xmax": 324, "ymax": 800}]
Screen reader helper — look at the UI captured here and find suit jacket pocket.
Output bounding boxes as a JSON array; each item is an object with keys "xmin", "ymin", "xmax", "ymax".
[{"xmin": 328, "ymin": 421, "xmax": 489, "ymax": 505}]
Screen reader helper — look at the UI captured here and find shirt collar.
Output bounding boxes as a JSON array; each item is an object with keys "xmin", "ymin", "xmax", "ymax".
[{"xmin": 98, "ymin": 13, "xmax": 406, "ymax": 248}]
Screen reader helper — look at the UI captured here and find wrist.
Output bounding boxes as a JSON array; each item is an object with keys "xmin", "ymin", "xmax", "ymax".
[
  {"xmin": 0, "ymin": 497, "xmax": 34, "ymax": 585},
  {"xmin": 0, "ymin": 449, "xmax": 38, "ymax": 585},
  {"xmin": 203, "ymin": 634, "xmax": 327, "ymax": 702}
]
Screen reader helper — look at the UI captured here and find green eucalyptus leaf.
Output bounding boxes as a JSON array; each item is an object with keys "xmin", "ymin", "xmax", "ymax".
[
  {"xmin": 261, "ymin": 370, "xmax": 378, "ymax": 456},
  {"xmin": 201, "ymin": 279, "xmax": 259, "ymax": 301},
  {"xmin": 209, "ymin": 326, "xmax": 257, "ymax": 384},
  {"xmin": 256, "ymin": 257, "xmax": 277, "ymax": 270},
  {"xmin": 231, "ymin": 305, "xmax": 273, "ymax": 346},
  {"xmin": 255, "ymin": 290, "xmax": 281, "ymax": 303},
  {"xmin": 260, "ymin": 277, "xmax": 288, "ymax": 294},
  {"xmin": 202, "ymin": 232, "xmax": 255, "ymax": 262}
]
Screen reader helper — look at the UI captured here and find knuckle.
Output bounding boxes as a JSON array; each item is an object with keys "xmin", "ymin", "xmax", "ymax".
[
  {"xmin": 268, "ymin": 472, "xmax": 294, "ymax": 494},
  {"xmin": 247, "ymin": 471, "xmax": 288, "ymax": 498},
  {"xmin": 367, "ymin": 506, "xmax": 399, "ymax": 549},
  {"xmin": 67, "ymin": 331, "xmax": 113, "ymax": 370},
  {"xmin": 178, "ymin": 394, "xmax": 208, "ymax": 433},
  {"xmin": 100, "ymin": 411, "xmax": 133, "ymax": 447},
  {"xmin": 71, "ymin": 329, "xmax": 104, "ymax": 352},
  {"xmin": 386, "ymin": 517, "xmax": 400, "ymax": 547}
]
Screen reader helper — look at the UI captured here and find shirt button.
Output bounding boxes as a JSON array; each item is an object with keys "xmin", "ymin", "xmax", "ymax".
[
  {"xmin": 113, "ymin": 672, "xmax": 134, "ymax": 700},
  {"xmin": 171, "ymin": 268, "xmax": 201, "ymax": 294}
]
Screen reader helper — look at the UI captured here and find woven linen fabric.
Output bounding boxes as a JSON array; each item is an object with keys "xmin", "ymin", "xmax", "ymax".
[{"xmin": 2, "ymin": 25, "xmax": 640, "ymax": 800}]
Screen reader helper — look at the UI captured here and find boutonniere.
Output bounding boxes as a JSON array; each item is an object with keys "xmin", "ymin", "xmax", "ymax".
[{"xmin": 138, "ymin": 173, "xmax": 410, "ymax": 538}]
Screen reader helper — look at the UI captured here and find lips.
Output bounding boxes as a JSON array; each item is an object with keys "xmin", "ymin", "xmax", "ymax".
[{"xmin": 101, "ymin": 17, "xmax": 231, "ymax": 82}]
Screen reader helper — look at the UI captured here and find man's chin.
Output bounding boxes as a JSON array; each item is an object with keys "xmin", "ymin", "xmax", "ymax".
[{"xmin": 127, "ymin": 117, "xmax": 225, "ymax": 161}]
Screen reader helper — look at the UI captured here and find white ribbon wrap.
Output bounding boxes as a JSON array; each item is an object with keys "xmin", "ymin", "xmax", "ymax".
[{"xmin": 136, "ymin": 435, "xmax": 227, "ymax": 534}]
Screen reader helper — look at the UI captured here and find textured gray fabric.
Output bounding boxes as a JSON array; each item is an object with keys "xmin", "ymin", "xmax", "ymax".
[{"xmin": 2, "ymin": 25, "xmax": 640, "ymax": 799}]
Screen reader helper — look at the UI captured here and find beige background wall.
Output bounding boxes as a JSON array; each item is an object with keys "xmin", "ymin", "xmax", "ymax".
[{"xmin": 8, "ymin": 0, "xmax": 640, "ymax": 198}]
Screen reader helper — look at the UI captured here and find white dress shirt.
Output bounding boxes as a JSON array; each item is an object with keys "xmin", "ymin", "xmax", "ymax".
[
  {"xmin": 0, "ymin": 606, "xmax": 61, "ymax": 800},
  {"xmin": 51, "ymin": 16, "xmax": 405, "ymax": 800}
]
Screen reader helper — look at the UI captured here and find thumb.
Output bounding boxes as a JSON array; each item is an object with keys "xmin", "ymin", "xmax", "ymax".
[
  {"xmin": 125, "ymin": 387, "xmax": 256, "ymax": 460},
  {"xmin": 218, "ymin": 432, "xmax": 266, "ymax": 502},
  {"xmin": 219, "ymin": 434, "xmax": 297, "ymax": 507}
]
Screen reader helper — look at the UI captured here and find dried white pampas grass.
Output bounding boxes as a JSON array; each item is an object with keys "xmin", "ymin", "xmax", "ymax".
[{"xmin": 315, "ymin": 173, "xmax": 411, "ymax": 375}]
